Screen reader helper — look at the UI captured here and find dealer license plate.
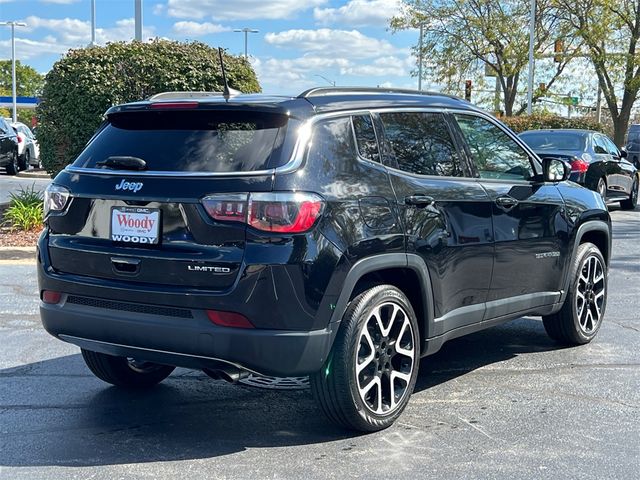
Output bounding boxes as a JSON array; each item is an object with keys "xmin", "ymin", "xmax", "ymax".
[{"xmin": 110, "ymin": 207, "xmax": 160, "ymax": 245}]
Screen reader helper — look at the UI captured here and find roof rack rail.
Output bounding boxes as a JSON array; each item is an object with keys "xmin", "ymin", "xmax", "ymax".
[
  {"xmin": 147, "ymin": 91, "xmax": 224, "ymax": 101},
  {"xmin": 298, "ymin": 86, "xmax": 453, "ymax": 99}
]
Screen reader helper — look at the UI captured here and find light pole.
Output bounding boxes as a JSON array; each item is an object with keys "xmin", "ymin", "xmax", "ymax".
[
  {"xmin": 0, "ymin": 21, "xmax": 27, "ymax": 123},
  {"xmin": 526, "ymin": 0, "xmax": 536, "ymax": 115},
  {"xmin": 418, "ymin": 23, "xmax": 424, "ymax": 91},
  {"xmin": 90, "ymin": 0, "xmax": 96, "ymax": 45},
  {"xmin": 314, "ymin": 74, "xmax": 336, "ymax": 87},
  {"xmin": 233, "ymin": 28, "xmax": 259, "ymax": 58},
  {"xmin": 134, "ymin": 0, "xmax": 143, "ymax": 41}
]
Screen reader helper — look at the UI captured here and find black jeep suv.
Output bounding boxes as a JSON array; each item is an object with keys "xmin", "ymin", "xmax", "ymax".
[{"xmin": 39, "ymin": 88, "xmax": 611, "ymax": 432}]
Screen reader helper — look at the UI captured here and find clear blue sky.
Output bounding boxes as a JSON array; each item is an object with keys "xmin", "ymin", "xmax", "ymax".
[{"xmin": 0, "ymin": 0, "xmax": 420, "ymax": 94}]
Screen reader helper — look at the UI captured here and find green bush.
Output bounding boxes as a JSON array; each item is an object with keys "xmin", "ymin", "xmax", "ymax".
[
  {"xmin": 37, "ymin": 40, "xmax": 261, "ymax": 176},
  {"xmin": 502, "ymin": 114, "xmax": 610, "ymax": 135},
  {"xmin": 3, "ymin": 184, "xmax": 43, "ymax": 231}
]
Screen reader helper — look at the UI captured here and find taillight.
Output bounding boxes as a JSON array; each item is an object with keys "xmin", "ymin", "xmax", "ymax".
[
  {"xmin": 202, "ymin": 192, "xmax": 324, "ymax": 233},
  {"xmin": 201, "ymin": 193, "xmax": 248, "ymax": 223},
  {"xmin": 570, "ymin": 158, "xmax": 589, "ymax": 173},
  {"xmin": 17, "ymin": 135, "xmax": 23, "ymax": 143},
  {"xmin": 43, "ymin": 184, "xmax": 70, "ymax": 217}
]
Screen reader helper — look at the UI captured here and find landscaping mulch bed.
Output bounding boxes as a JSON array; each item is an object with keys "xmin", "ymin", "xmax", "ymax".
[{"xmin": 0, "ymin": 204, "xmax": 41, "ymax": 247}]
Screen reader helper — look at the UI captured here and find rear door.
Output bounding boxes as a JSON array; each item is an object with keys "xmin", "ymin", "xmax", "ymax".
[
  {"xmin": 374, "ymin": 110, "xmax": 494, "ymax": 334},
  {"xmin": 47, "ymin": 107, "xmax": 288, "ymax": 290},
  {"xmin": 452, "ymin": 113, "xmax": 568, "ymax": 318},
  {"xmin": 602, "ymin": 135, "xmax": 634, "ymax": 195}
]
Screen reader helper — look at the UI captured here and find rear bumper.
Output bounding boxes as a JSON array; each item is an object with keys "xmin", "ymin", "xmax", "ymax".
[
  {"xmin": 40, "ymin": 298, "xmax": 337, "ymax": 376},
  {"xmin": 37, "ymin": 229, "xmax": 342, "ymax": 376}
]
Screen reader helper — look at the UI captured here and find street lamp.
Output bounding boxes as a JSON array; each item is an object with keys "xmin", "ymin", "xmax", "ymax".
[
  {"xmin": 526, "ymin": 0, "xmax": 536, "ymax": 115},
  {"xmin": 233, "ymin": 28, "xmax": 259, "ymax": 58},
  {"xmin": 0, "ymin": 21, "xmax": 27, "ymax": 123},
  {"xmin": 314, "ymin": 74, "xmax": 336, "ymax": 87}
]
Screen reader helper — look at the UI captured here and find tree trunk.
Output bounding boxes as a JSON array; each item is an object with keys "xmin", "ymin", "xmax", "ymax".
[{"xmin": 612, "ymin": 108, "xmax": 632, "ymax": 147}]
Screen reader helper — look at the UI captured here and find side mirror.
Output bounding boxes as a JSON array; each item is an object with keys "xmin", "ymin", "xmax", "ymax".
[
  {"xmin": 542, "ymin": 157, "xmax": 571, "ymax": 182},
  {"xmin": 620, "ymin": 147, "xmax": 628, "ymax": 158}
]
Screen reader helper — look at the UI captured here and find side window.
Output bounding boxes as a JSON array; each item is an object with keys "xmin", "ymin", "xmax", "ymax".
[
  {"xmin": 455, "ymin": 114, "xmax": 534, "ymax": 181},
  {"xmin": 379, "ymin": 112, "xmax": 463, "ymax": 177},
  {"xmin": 352, "ymin": 114, "xmax": 379, "ymax": 162},
  {"xmin": 593, "ymin": 135, "xmax": 608, "ymax": 154},
  {"xmin": 603, "ymin": 137, "xmax": 620, "ymax": 157},
  {"xmin": 0, "ymin": 119, "xmax": 6, "ymax": 134},
  {"xmin": 307, "ymin": 117, "xmax": 357, "ymax": 170}
]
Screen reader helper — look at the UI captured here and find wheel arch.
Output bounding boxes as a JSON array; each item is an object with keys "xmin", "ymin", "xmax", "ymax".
[
  {"xmin": 557, "ymin": 220, "xmax": 611, "ymax": 307},
  {"xmin": 329, "ymin": 253, "xmax": 435, "ymax": 351}
]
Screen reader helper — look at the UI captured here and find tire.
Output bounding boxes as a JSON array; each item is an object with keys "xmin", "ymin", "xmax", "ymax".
[
  {"xmin": 24, "ymin": 149, "xmax": 31, "ymax": 169},
  {"xmin": 18, "ymin": 153, "xmax": 27, "ymax": 171},
  {"xmin": 596, "ymin": 177, "xmax": 607, "ymax": 200},
  {"xmin": 620, "ymin": 177, "xmax": 638, "ymax": 210},
  {"xmin": 81, "ymin": 349, "xmax": 175, "ymax": 388},
  {"xmin": 542, "ymin": 243, "xmax": 607, "ymax": 345},
  {"xmin": 5, "ymin": 150, "xmax": 18, "ymax": 175},
  {"xmin": 311, "ymin": 285, "xmax": 420, "ymax": 432}
]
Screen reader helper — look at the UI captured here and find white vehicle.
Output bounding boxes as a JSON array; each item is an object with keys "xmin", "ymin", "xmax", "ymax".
[{"xmin": 5, "ymin": 120, "xmax": 40, "ymax": 170}]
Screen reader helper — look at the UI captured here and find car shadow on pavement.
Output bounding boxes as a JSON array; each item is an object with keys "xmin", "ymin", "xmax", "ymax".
[
  {"xmin": 0, "ymin": 317, "xmax": 566, "ymax": 467},
  {"xmin": 415, "ymin": 316, "xmax": 567, "ymax": 392}
]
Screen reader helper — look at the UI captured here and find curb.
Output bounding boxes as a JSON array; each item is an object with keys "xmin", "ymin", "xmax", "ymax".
[
  {"xmin": 0, "ymin": 246, "xmax": 37, "ymax": 261},
  {"xmin": 16, "ymin": 170, "xmax": 51, "ymax": 180}
]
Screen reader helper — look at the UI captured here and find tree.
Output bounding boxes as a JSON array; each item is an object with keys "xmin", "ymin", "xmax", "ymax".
[
  {"xmin": 37, "ymin": 39, "xmax": 261, "ymax": 175},
  {"xmin": 391, "ymin": 0, "xmax": 581, "ymax": 116},
  {"xmin": 0, "ymin": 60, "xmax": 44, "ymax": 97},
  {"xmin": 553, "ymin": 0, "xmax": 640, "ymax": 146}
]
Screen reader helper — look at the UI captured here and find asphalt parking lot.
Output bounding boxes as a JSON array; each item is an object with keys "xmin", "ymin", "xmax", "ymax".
[
  {"xmin": 0, "ymin": 208, "xmax": 638, "ymax": 480},
  {"xmin": 0, "ymin": 174, "xmax": 50, "ymax": 204}
]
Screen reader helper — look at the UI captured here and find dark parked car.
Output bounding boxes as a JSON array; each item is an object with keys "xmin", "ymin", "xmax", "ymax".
[
  {"xmin": 39, "ymin": 88, "xmax": 611, "ymax": 431},
  {"xmin": 625, "ymin": 123, "xmax": 640, "ymax": 167},
  {"xmin": 0, "ymin": 117, "xmax": 19, "ymax": 175},
  {"xmin": 520, "ymin": 129, "xmax": 638, "ymax": 209}
]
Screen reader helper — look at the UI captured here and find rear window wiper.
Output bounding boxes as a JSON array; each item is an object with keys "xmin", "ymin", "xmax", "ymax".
[{"xmin": 96, "ymin": 156, "xmax": 147, "ymax": 171}]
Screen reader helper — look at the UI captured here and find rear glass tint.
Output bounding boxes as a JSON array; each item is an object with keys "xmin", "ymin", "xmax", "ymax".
[
  {"xmin": 73, "ymin": 110, "xmax": 288, "ymax": 172},
  {"xmin": 520, "ymin": 131, "xmax": 586, "ymax": 151}
]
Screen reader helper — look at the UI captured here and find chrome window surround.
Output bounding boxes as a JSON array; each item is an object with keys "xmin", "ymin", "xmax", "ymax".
[{"xmin": 63, "ymin": 107, "xmax": 541, "ymax": 178}]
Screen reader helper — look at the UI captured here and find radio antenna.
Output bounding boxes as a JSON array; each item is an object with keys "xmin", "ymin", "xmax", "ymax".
[{"xmin": 218, "ymin": 47, "xmax": 241, "ymax": 100}]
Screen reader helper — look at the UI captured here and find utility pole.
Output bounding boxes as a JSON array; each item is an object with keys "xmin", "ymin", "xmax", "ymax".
[
  {"xmin": 134, "ymin": 0, "xmax": 143, "ymax": 41},
  {"xmin": 526, "ymin": 0, "xmax": 536, "ymax": 115},
  {"xmin": 233, "ymin": 28, "xmax": 259, "ymax": 58},
  {"xmin": 0, "ymin": 21, "xmax": 27, "ymax": 123},
  {"xmin": 418, "ymin": 23, "xmax": 424, "ymax": 91}
]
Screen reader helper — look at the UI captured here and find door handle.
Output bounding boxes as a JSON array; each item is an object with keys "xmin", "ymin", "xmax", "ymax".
[
  {"xmin": 495, "ymin": 195, "xmax": 519, "ymax": 209},
  {"xmin": 405, "ymin": 194, "xmax": 435, "ymax": 207}
]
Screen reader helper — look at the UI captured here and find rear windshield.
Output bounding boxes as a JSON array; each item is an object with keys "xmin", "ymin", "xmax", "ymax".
[
  {"xmin": 73, "ymin": 110, "xmax": 288, "ymax": 172},
  {"xmin": 519, "ymin": 131, "xmax": 586, "ymax": 151}
]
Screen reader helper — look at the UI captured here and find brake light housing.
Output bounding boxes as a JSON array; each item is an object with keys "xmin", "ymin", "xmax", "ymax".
[
  {"xmin": 202, "ymin": 192, "xmax": 325, "ymax": 234},
  {"xmin": 570, "ymin": 158, "xmax": 590, "ymax": 173}
]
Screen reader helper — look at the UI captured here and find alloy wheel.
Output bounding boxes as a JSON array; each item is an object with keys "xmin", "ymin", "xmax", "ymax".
[
  {"xmin": 355, "ymin": 302, "xmax": 415, "ymax": 415},
  {"xmin": 597, "ymin": 178, "xmax": 607, "ymax": 199},
  {"xmin": 575, "ymin": 255, "xmax": 606, "ymax": 334}
]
